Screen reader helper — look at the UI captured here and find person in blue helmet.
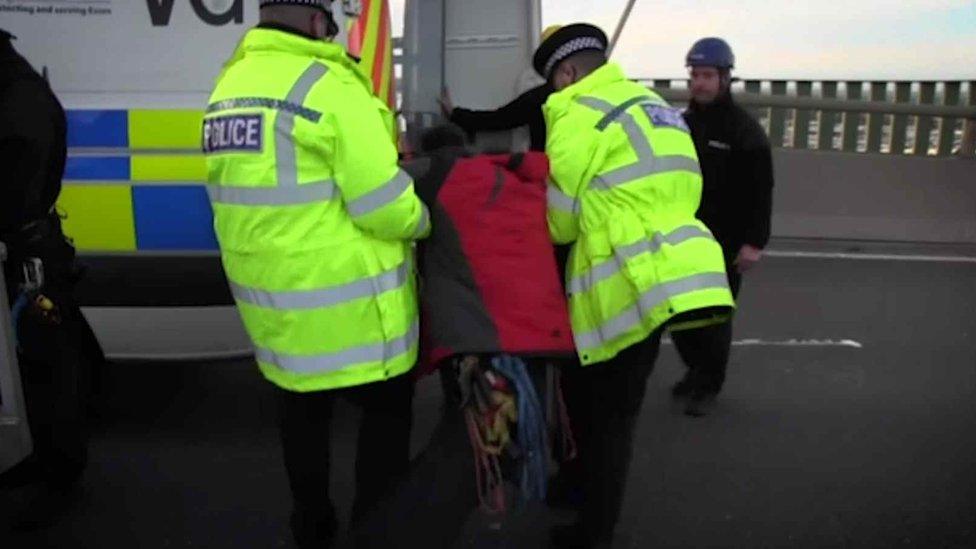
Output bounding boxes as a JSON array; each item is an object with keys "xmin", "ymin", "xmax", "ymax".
[{"xmin": 673, "ymin": 37, "xmax": 774, "ymax": 416}]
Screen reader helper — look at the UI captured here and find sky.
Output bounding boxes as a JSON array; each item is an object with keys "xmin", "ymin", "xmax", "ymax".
[{"xmin": 389, "ymin": 0, "xmax": 976, "ymax": 81}]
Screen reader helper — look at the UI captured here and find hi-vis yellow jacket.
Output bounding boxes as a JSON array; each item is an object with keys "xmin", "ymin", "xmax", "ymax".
[
  {"xmin": 544, "ymin": 62, "xmax": 734, "ymax": 366},
  {"xmin": 203, "ymin": 28, "xmax": 429, "ymax": 392}
]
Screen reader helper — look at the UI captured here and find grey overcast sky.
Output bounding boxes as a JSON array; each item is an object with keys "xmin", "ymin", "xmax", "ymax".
[{"xmin": 390, "ymin": 0, "xmax": 976, "ymax": 81}]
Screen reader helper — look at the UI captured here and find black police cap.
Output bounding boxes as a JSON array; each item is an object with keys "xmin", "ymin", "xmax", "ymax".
[{"xmin": 532, "ymin": 23, "xmax": 608, "ymax": 80}]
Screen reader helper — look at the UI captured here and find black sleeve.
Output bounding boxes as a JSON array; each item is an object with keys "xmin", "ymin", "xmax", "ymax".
[
  {"xmin": 403, "ymin": 157, "xmax": 439, "ymax": 207},
  {"xmin": 1, "ymin": 80, "xmax": 59, "ymax": 234},
  {"xmin": 736, "ymin": 113, "xmax": 774, "ymax": 249},
  {"xmin": 412, "ymin": 151, "xmax": 460, "ymax": 208},
  {"xmin": 449, "ymin": 84, "xmax": 551, "ymax": 134},
  {"xmin": 0, "ymin": 136, "xmax": 41, "ymax": 234}
]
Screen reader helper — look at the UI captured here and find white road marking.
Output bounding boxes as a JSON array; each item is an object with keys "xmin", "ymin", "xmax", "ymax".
[
  {"xmin": 663, "ymin": 338, "xmax": 864, "ymax": 349},
  {"xmin": 765, "ymin": 250, "xmax": 976, "ymax": 264}
]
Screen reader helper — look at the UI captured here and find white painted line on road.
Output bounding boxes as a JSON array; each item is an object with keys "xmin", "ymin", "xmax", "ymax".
[
  {"xmin": 732, "ymin": 338, "xmax": 863, "ymax": 348},
  {"xmin": 663, "ymin": 338, "xmax": 864, "ymax": 349},
  {"xmin": 765, "ymin": 250, "xmax": 976, "ymax": 264}
]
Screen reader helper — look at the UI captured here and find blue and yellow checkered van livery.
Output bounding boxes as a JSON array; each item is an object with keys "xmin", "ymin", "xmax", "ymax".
[{"xmin": 59, "ymin": 109, "xmax": 218, "ymax": 252}]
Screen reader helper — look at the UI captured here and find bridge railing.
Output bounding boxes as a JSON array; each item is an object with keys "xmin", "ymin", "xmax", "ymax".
[
  {"xmin": 640, "ymin": 79, "xmax": 976, "ymax": 158},
  {"xmin": 391, "ymin": 40, "xmax": 976, "ymax": 159}
]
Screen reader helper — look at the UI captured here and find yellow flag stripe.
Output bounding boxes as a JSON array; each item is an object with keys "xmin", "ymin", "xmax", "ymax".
[
  {"xmin": 358, "ymin": 0, "xmax": 382, "ymax": 91},
  {"xmin": 380, "ymin": 24, "xmax": 393, "ymax": 105}
]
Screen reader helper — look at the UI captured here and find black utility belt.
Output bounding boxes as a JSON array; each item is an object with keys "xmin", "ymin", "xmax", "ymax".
[{"xmin": 2, "ymin": 212, "xmax": 64, "ymax": 247}]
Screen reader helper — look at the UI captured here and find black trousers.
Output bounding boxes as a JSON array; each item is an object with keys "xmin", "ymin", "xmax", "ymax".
[
  {"xmin": 351, "ymin": 356, "xmax": 567, "ymax": 548},
  {"xmin": 351, "ymin": 368, "xmax": 474, "ymax": 549},
  {"xmin": 276, "ymin": 372, "xmax": 414, "ymax": 548},
  {"xmin": 671, "ymin": 318, "xmax": 733, "ymax": 395},
  {"xmin": 3, "ymin": 301, "xmax": 92, "ymax": 488},
  {"xmin": 561, "ymin": 332, "xmax": 662, "ymax": 541},
  {"xmin": 2, "ymin": 221, "xmax": 101, "ymax": 489},
  {"xmin": 671, "ymin": 264, "xmax": 742, "ymax": 396}
]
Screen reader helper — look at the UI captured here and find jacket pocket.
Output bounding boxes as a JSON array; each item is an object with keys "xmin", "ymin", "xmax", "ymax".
[
  {"xmin": 574, "ymin": 215, "xmax": 648, "ymax": 327},
  {"xmin": 607, "ymin": 210, "xmax": 657, "ymax": 295}
]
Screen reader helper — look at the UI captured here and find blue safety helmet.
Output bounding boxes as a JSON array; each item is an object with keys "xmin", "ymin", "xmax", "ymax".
[{"xmin": 685, "ymin": 37, "xmax": 735, "ymax": 69}]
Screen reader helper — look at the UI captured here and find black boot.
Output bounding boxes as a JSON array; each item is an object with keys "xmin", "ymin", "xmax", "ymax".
[
  {"xmin": 671, "ymin": 375, "xmax": 696, "ymax": 399},
  {"xmin": 546, "ymin": 468, "xmax": 584, "ymax": 511},
  {"xmin": 684, "ymin": 390, "xmax": 718, "ymax": 417},
  {"xmin": 290, "ymin": 506, "xmax": 338, "ymax": 549},
  {"xmin": 11, "ymin": 482, "xmax": 83, "ymax": 532},
  {"xmin": 550, "ymin": 522, "xmax": 611, "ymax": 549},
  {"xmin": 0, "ymin": 458, "xmax": 43, "ymax": 490}
]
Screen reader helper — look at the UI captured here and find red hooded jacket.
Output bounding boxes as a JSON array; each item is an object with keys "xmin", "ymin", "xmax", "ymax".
[{"xmin": 413, "ymin": 150, "xmax": 574, "ymax": 374}]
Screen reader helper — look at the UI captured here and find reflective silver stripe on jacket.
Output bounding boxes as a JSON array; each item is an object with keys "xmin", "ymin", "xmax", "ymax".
[
  {"xmin": 573, "ymin": 272, "xmax": 729, "ymax": 351},
  {"xmin": 567, "ymin": 225, "xmax": 715, "ymax": 295},
  {"xmin": 207, "ymin": 62, "xmax": 333, "ymax": 207},
  {"xmin": 255, "ymin": 321, "xmax": 419, "ymax": 374},
  {"xmin": 206, "ymin": 97, "xmax": 322, "ymax": 123},
  {"xmin": 275, "ymin": 63, "xmax": 329, "ymax": 189},
  {"xmin": 230, "ymin": 260, "xmax": 410, "ymax": 310},
  {"xmin": 346, "ymin": 170, "xmax": 413, "ymax": 218},
  {"xmin": 547, "ymin": 179, "xmax": 579, "ymax": 215},
  {"xmin": 411, "ymin": 204, "xmax": 431, "ymax": 238},
  {"xmin": 577, "ymin": 95, "xmax": 700, "ymax": 191},
  {"xmin": 207, "ymin": 179, "xmax": 337, "ymax": 206}
]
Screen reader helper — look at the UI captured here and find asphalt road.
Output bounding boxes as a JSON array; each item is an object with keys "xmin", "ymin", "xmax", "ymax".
[{"xmin": 3, "ymin": 253, "xmax": 975, "ymax": 548}]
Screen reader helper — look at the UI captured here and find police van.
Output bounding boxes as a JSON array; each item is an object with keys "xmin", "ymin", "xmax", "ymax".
[{"xmin": 0, "ymin": 0, "xmax": 548, "ymax": 359}]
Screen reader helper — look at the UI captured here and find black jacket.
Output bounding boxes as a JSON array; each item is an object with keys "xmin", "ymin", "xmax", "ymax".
[
  {"xmin": 1, "ymin": 34, "xmax": 106, "ymax": 370},
  {"xmin": 449, "ymin": 83, "xmax": 553, "ymax": 152},
  {"xmin": 1, "ymin": 34, "xmax": 67, "ymax": 237},
  {"xmin": 1, "ymin": 34, "xmax": 79, "ymax": 297},
  {"xmin": 683, "ymin": 93, "xmax": 774, "ymax": 257}
]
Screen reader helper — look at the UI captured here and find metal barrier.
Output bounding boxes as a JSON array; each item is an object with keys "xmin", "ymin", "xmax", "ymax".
[
  {"xmin": 0, "ymin": 242, "xmax": 33, "ymax": 474},
  {"xmin": 642, "ymin": 79, "xmax": 976, "ymax": 158},
  {"xmin": 390, "ymin": 52, "xmax": 976, "ymax": 158}
]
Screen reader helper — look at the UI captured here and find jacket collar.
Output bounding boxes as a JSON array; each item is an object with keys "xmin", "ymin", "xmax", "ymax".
[
  {"xmin": 216, "ymin": 26, "xmax": 373, "ymax": 91},
  {"xmin": 545, "ymin": 62, "xmax": 627, "ymax": 113},
  {"xmin": 241, "ymin": 26, "xmax": 347, "ymax": 64},
  {"xmin": 256, "ymin": 21, "xmax": 318, "ymax": 41},
  {"xmin": 689, "ymin": 89, "xmax": 734, "ymax": 113}
]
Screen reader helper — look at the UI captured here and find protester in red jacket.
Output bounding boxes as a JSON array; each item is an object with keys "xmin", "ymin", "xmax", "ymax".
[
  {"xmin": 407, "ymin": 124, "xmax": 575, "ymax": 375},
  {"xmin": 352, "ymin": 126, "xmax": 576, "ymax": 548}
]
